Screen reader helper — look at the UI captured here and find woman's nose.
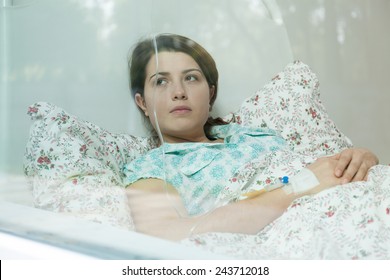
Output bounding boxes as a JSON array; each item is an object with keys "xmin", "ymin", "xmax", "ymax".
[{"xmin": 172, "ymin": 83, "xmax": 187, "ymax": 100}]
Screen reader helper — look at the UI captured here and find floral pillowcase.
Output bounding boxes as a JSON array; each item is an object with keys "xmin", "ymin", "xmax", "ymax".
[
  {"xmin": 225, "ymin": 60, "xmax": 353, "ymax": 157},
  {"xmin": 24, "ymin": 102, "xmax": 156, "ymax": 230},
  {"xmin": 23, "ymin": 61, "xmax": 353, "ymax": 230}
]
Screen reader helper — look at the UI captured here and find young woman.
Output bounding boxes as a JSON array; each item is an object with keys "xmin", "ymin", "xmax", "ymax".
[{"xmin": 123, "ymin": 34, "xmax": 379, "ymax": 241}]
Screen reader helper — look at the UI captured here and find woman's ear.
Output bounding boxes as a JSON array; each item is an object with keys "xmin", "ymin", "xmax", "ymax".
[
  {"xmin": 209, "ymin": 86, "xmax": 215, "ymax": 111},
  {"xmin": 135, "ymin": 93, "xmax": 149, "ymax": 117},
  {"xmin": 209, "ymin": 85, "xmax": 215, "ymax": 101}
]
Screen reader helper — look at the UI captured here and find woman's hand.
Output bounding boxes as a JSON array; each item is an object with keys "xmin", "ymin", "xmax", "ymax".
[{"xmin": 330, "ymin": 148, "xmax": 379, "ymax": 184}]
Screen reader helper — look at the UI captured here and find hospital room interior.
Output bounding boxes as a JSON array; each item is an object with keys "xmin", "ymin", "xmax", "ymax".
[{"xmin": 1, "ymin": 0, "xmax": 390, "ymax": 259}]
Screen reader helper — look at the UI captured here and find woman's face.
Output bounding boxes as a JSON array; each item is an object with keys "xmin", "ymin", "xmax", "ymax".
[{"xmin": 135, "ymin": 51, "xmax": 214, "ymax": 143}]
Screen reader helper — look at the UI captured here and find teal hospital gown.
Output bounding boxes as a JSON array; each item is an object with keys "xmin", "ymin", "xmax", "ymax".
[{"xmin": 122, "ymin": 123, "xmax": 287, "ymax": 216}]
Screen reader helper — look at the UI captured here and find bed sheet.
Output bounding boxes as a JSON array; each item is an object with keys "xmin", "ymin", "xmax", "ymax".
[{"xmin": 181, "ymin": 164, "xmax": 390, "ymax": 259}]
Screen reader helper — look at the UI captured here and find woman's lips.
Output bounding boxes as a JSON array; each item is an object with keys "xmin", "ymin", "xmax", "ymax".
[{"xmin": 170, "ymin": 106, "xmax": 192, "ymax": 114}]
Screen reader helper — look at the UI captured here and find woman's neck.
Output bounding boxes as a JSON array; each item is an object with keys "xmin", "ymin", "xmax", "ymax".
[{"xmin": 157, "ymin": 133, "xmax": 223, "ymax": 145}]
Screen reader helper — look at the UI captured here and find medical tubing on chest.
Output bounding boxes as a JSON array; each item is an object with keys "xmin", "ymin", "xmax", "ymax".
[
  {"xmin": 151, "ymin": 34, "xmax": 188, "ymax": 220},
  {"xmin": 150, "ymin": 34, "xmax": 222, "ymax": 236}
]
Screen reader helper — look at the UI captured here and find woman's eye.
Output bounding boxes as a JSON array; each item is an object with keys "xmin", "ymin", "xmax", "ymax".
[
  {"xmin": 185, "ymin": 75, "xmax": 197, "ymax": 82},
  {"xmin": 156, "ymin": 78, "xmax": 167, "ymax": 86}
]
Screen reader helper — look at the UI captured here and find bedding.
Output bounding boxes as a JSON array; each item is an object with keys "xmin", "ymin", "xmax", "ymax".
[
  {"xmin": 181, "ymin": 164, "xmax": 390, "ymax": 259},
  {"xmin": 227, "ymin": 60, "xmax": 353, "ymax": 157},
  {"xmin": 23, "ymin": 102, "xmax": 157, "ymax": 230},
  {"xmin": 24, "ymin": 61, "xmax": 389, "ymax": 258}
]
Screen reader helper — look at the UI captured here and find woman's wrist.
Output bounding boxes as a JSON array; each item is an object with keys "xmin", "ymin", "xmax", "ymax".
[{"xmin": 282, "ymin": 168, "xmax": 320, "ymax": 195}]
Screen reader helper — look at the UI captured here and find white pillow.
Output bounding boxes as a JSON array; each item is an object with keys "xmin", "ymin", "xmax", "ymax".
[
  {"xmin": 24, "ymin": 102, "xmax": 156, "ymax": 230},
  {"xmin": 227, "ymin": 60, "xmax": 353, "ymax": 156}
]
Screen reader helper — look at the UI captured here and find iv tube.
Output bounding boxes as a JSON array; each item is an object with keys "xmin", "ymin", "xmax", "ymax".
[
  {"xmin": 150, "ymin": 34, "xmax": 190, "ymax": 219},
  {"xmin": 149, "ymin": 34, "xmax": 223, "ymax": 236}
]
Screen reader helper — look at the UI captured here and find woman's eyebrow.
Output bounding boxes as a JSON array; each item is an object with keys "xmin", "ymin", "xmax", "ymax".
[
  {"xmin": 149, "ymin": 68, "xmax": 203, "ymax": 81},
  {"xmin": 182, "ymin": 68, "xmax": 203, "ymax": 74},
  {"xmin": 149, "ymin": 72, "xmax": 169, "ymax": 81}
]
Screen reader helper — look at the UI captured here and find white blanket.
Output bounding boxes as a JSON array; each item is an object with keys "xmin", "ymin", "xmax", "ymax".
[{"xmin": 181, "ymin": 164, "xmax": 390, "ymax": 259}]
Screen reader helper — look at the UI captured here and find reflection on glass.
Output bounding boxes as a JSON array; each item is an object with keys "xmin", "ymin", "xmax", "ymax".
[{"xmin": 2, "ymin": 0, "xmax": 388, "ymax": 260}]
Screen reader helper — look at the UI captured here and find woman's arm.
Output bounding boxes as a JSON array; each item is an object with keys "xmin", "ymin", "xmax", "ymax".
[
  {"xmin": 126, "ymin": 157, "xmax": 343, "ymax": 241},
  {"xmin": 127, "ymin": 179, "xmax": 293, "ymax": 240}
]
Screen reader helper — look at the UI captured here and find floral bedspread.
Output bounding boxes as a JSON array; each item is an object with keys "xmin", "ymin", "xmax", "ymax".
[{"xmin": 181, "ymin": 164, "xmax": 390, "ymax": 259}]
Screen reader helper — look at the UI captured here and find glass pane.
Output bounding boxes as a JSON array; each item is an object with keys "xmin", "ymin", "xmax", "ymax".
[{"xmin": 3, "ymin": 0, "xmax": 388, "ymax": 260}]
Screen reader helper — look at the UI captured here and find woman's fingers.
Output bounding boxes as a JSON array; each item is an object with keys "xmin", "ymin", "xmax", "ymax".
[
  {"xmin": 332, "ymin": 148, "xmax": 378, "ymax": 184},
  {"xmin": 333, "ymin": 149, "xmax": 353, "ymax": 178}
]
